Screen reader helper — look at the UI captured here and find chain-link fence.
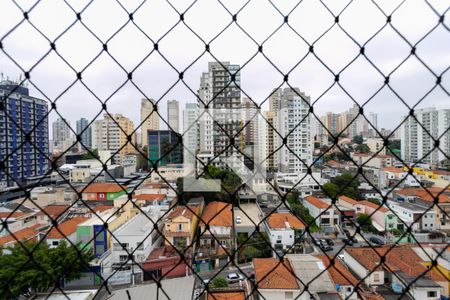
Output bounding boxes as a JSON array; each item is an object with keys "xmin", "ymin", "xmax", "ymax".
[{"xmin": 0, "ymin": 0, "xmax": 449, "ymax": 299}]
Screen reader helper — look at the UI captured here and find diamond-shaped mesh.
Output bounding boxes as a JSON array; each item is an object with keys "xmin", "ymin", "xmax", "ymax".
[{"xmin": 0, "ymin": 0, "xmax": 449, "ymax": 299}]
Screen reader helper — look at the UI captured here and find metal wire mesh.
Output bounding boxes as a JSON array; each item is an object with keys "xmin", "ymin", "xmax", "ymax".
[{"xmin": 0, "ymin": 0, "xmax": 449, "ymax": 299}]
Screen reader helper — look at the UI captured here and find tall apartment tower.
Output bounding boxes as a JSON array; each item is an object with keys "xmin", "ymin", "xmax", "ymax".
[
  {"xmin": 264, "ymin": 111, "xmax": 277, "ymax": 172},
  {"xmin": 94, "ymin": 114, "xmax": 136, "ymax": 164},
  {"xmin": 0, "ymin": 80, "xmax": 49, "ymax": 188},
  {"xmin": 183, "ymin": 103, "xmax": 199, "ymax": 165},
  {"xmin": 52, "ymin": 117, "xmax": 73, "ymax": 153},
  {"xmin": 140, "ymin": 98, "xmax": 159, "ymax": 149},
  {"xmin": 198, "ymin": 62, "xmax": 242, "ymax": 171},
  {"xmin": 272, "ymin": 88, "xmax": 313, "ymax": 178},
  {"xmin": 167, "ymin": 100, "xmax": 179, "ymax": 133},
  {"xmin": 401, "ymin": 108, "xmax": 450, "ymax": 166},
  {"xmin": 76, "ymin": 117, "xmax": 92, "ymax": 150},
  {"xmin": 349, "ymin": 104, "xmax": 369, "ymax": 138}
]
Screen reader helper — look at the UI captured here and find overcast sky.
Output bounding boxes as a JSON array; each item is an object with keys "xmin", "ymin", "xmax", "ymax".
[{"xmin": 0, "ymin": 0, "xmax": 449, "ymax": 137}]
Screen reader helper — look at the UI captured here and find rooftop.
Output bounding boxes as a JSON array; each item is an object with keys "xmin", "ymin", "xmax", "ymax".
[
  {"xmin": 304, "ymin": 196, "xmax": 330, "ymax": 209},
  {"xmin": 36, "ymin": 205, "xmax": 70, "ymax": 218},
  {"xmin": 233, "ymin": 203, "xmax": 263, "ymax": 228},
  {"xmin": 82, "ymin": 182, "xmax": 126, "ymax": 193},
  {"xmin": 286, "ymin": 254, "xmax": 336, "ymax": 293},
  {"xmin": 133, "ymin": 194, "xmax": 166, "ymax": 201},
  {"xmin": 345, "ymin": 245, "xmax": 446, "ymax": 285},
  {"xmin": 47, "ymin": 217, "xmax": 89, "ymax": 239},
  {"xmin": 253, "ymin": 258, "xmax": 299, "ymax": 290},
  {"xmin": 395, "ymin": 187, "xmax": 450, "ymax": 203},
  {"xmin": 167, "ymin": 205, "xmax": 198, "ymax": 220},
  {"xmin": 207, "ymin": 291, "xmax": 245, "ymax": 300},
  {"xmin": 339, "ymin": 195, "xmax": 359, "ymax": 206},
  {"xmin": 114, "ymin": 207, "xmax": 163, "ymax": 236},
  {"xmin": 266, "ymin": 212, "xmax": 305, "ymax": 230},
  {"xmin": 200, "ymin": 201, "xmax": 232, "ymax": 227},
  {"xmin": 0, "ymin": 224, "xmax": 42, "ymax": 246},
  {"xmin": 359, "ymin": 200, "xmax": 389, "ymax": 213},
  {"xmin": 383, "ymin": 167, "xmax": 405, "ymax": 174},
  {"xmin": 316, "ymin": 255, "xmax": 359, "ymax": 286}
]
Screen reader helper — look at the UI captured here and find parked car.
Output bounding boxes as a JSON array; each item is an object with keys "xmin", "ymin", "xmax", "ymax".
[
  {"xmin": 246, "ymin": 271, "xmax": 255, "ymax": 280},
  {"xmin": 337, "ymin": 254, "xmax": 344, "ymax": 260},
  {"xmin": 201, "ymin": 279, "xmax": 210, "ymax": 286},
  {"xmin": 236, "ymin": 216, "xmax": 242, "ymax": 224},
  {"xmin": 227, "ymin": 273, "xmax": 244, "ymax": 283},
  {"xmin": 343, "ymin": 229, "xmax": 351, "ymax": 236},
  {"xmin": 342, "ymin": 237, "xmax": 353, "ymax": 246},
  {"xmin": 324, "ymin": 238, "xmax": 334, "ymax": 246},
  {"xmin": 369, "ymin": 237, "xmax": 384, "ymax": 246},
  {"xmin": 320, "ymin": 244, "xmax": 333, "ymax": 252}
]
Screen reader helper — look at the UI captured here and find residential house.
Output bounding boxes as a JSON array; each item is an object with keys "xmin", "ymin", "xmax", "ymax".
[
  {"xmin": 141, "ymin": 246, "xmax": 190, "ymax": 281},
  {"xmin": 0, "ymin": 211, "xmax": 36, "ymax": 237},
  {"xmin": 133, "ymin": 193, "xmax": 169, "ymax": 208},
  {"xmin": 198, "ymin": 201, "xmax": 233, "ymax": 269},
  {"xmin": 165, "ymin": 204, "xmax": 202, "ymax": 249},
  {"xmin": 317, "ymin": 255, "xmax": 360, "ymax": 300},
  {"xmin": 206, "ymin": 291, "xmax": 246, "ymax": 300},
  {"xmin": 351, "ymin": 152, "xmax": 393, "ymax": 169},
  {"xmin": 253, "ymin": 258, "xmax": 300, "ymax": 300},
  {"xmin": 344, "ymin": 246, "xmax": 446, "ymax": 299},
  {"xmin": 82, "ymin": 183, "xmax": 127, "ymax": 201},
  {"xmin": 46, "ymin": 217, "xmax": 89, "ymax": 248},
  {"xmin": 393, "ymin": 187, "xmax": 450, "ymax": 232},
  {"xmin": 233, "ymin": 203, "xmax": 264, "ymax": 237},
  {"xmin": 302, "ymin": 196, "xmax": 340, "ymax": 231},
  {"xmin": 387, "ymin": 200, "xmax": 436, "ymax": 232},
  {"xmin": 0, "ymin": 224, "xmax": 42, "ymax": 248},
  {"xmin": 382, "ymin": 167, "xmax": 420, "ymax": 189},
  {"xmin": 265, "ymin": 212, "xmax": 305, "ymax": 255},
  {"xmin": 35, "ymin": 204, "xmax": 70, "ymax": 225}
]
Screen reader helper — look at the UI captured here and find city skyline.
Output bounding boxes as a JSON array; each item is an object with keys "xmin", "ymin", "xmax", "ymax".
[{"xmin": 0, "ymin": 1, "xmax": 448, "ymax": 134}]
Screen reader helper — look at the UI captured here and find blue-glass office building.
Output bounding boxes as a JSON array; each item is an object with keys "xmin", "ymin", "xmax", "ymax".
[{"xmin": 0, "ymin": 80, "xmax": 49, "ymax": 188}]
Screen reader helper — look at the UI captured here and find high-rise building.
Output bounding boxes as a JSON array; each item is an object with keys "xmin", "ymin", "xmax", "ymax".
[
  {"xmin": 264, "ymin": 111, "xmax": 277, "ymax": 172},
  {"xmin": 273, "ymin": 88, "xmax": 313, "ymax": 177},
  {"xmin": 182, "ymin": 103, "xmax": 199, "ymax": 165},
  {"xmin": 94, "ymin": 114, "xmax": 136, "ymax": 164},
  {"xmin": 0, "ymin": 80, "xmax": 49, "ymax": 188},
  {"xmin": 147, "ymin": 130, "xmax": 183, "ymax": 166},
  {"xmin": 76, "ymin": 117, "xmax": 91, "ymax": 150},
  {"xmin": 349, "ymin": 104, "xmax": 369, "ymax": 138},
  {"xmin": 401, "ymin": 108, "xmax": 450, "ymax": 166},
  {"xmin": 52, "ymin": 117, "xmax": 73, "ymax": 153},
  {"xmin": 167, "ymin": 100, "xmax": 179, "ymax": 133},
  {"xmin": 198, "ymin": 62, "xmax": 242, "ymax": 171},
  {"xmin": 140, "ymin": 98, "xmax": 159, "ymax": 149}
]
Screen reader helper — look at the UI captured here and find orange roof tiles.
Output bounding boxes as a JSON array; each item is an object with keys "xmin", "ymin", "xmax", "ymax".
[
  {"xmin": 0, "ymin": 211, "xmax": 27, "ymax": 219},
  {"xmin": 92, "ymin": 205, "xmax": 114, "ymax": 213},
  {"xmin": 168, "ymin": 205, "xmax": 197, "ymax": 220},
  {"xmin": 36, "ymin": 205, "xmax": 70, "ymax": 218},
  {"xmin": 47, "ymin": 217, "xmax": 89, "ymax": 239},
  {"xmin": 395, "ymin": 188, "xmax": 450, "ymax": 203},
  {"xmin": 383, "ymin": 167, "xmax": 405, "ymax": 173},
  {"xmin": 316, "ymin": 255, "xmax": 359, "ymax": 286},
  {"xmin": 207, "ymin": 291, "xmax": 245, "ymax": 300},
  {"xmin": 267, "ymin": 213, "xmax": 305, "ymax": 230},
  {"xmin": 359, "ymin": 200, "xmax": 389, "ymax": 213},
  {"xmin": 304, "ymin": 196, "xmax": 329, "ymax": 209},
  {"xmin": 339, "ymin": 196, "xmax": 359, "ymax": 206},
  {"xmin": 200, "ymin": 201, "xmax": 232, "ymax": 227},
  {"xmin": 345, "ymin": 246, "xmax": 446, "ymax": 282},
  {"xmin": 253, "ymin": 258, "xmax": 299, "ymax": 290},
  {"xmin": 0, "ymin": 224, "xmax": 41, "ymax": 247},
  {"xmin": 83, "ymin": 182, "xmax": 126, "ymax": 193},
  {"xmin": 133, "ymin": 194, "xmax": 165, "ymax": 201}
]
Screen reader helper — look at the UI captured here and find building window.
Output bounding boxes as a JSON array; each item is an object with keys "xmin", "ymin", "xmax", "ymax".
[
  {"xmin": 52, "ymin": 241, "xmax": 59, "ymax": 246},
  {"xmin": 285, "ymin": 291, "xmax": 293, "ymax": 299},
  {"xmin": 178, "ymin": 224, "xmax": 183, "ymax": 231},
  {"xmin": 427, "ymin": 291, "xmax": 437, "ymax": 298},
  {"xmin": 373, "ymin": 273, "xmax": 380, "ymax": 282}
]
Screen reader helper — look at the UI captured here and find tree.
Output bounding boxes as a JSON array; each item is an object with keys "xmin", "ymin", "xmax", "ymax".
[
  {"xmin": 286, "ymin": 192, "xmax": 320, "ymax": 232},
  {"xmin": 355, "ymin": 144, "xmax": 370, "ymax": 153},
  {"xmin": 237, "ymin": 232, "xmax": 272, "ymax": 263},
  {"xmin": 81, "ymin": 148, "xmax": 99, "ymax": 160},
  {"xmin": 322, "ymin": 182, "xmax": 339, "ymax": 199},
  {"xmin": 356, "ymin": 213, "xmax": 376, "ymax": 233},
  {"xmin": 0, "ymin": 241, "xmax": 93, "ymax": 299},
  {"xmin": 210, "ymin": 276, "xmax": 228, "ymax": 288},
  {"xmin": 352, "ymin": 135, "xmax": 363, "ymax": 145},
  {"xmin": 322, "ymin": 172, "xmax": 359, "ymax": 199}
]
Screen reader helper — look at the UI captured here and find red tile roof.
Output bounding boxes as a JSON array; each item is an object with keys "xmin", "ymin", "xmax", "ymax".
[
  {"xmin": 83, "ymin": 182, "xmax": 126, "ymax": 193},
  {"xmin": 36, "ymin": 205, "xmax": 69, "ymax": 218},
  {"xmin": 339, "ymin": 196, "xmax": 359, "ymax": 206},
  {"xmin": 359, "ymin": 200, "xmax": 389, "ymax": 213},
  {"xmin": 345, "ymin": 245, "xmax": 446, "ymax": 282},
  {"xmin": 0, "ymin": 224, "xmax": 41, "ymax": 247},
  {"xmin": 253, "ymin": 258, "xmax": 299, "ymax": 290},
  {"xmin": 383, "ymin": 167, "xmax": 405, "ymax": 173},
  {"xmin": 200, "ymin": 201, "xmax": 232, "ymax": 227},
  {"xmin": 0, "ymin": 211, "xmax": 27, "ymax": 219},
  {"xmin": 267, "ymin": 213, "xmax": 305, "ymax": 230},
  {"xmin": 133, "ymin": 194, "xmax": 165, "ymax": 201},
  {"xmin": 304, "ymin": 196, "xmax": 329, "ymax": 209},
  {"xmin": 316, "ymin": 255, "xmax": 359, "ymax": 286},
  {"xmin": 395, "ymin": 188, "xmax": 450, "ymax": 203},
  {"xmin": 207, "ymin": 291, "xmax": 245, "ymax": 300},
  {"xmin": 167, "ymin": 205, "xmax": 197, "ymax": 220},
  {"xmin": 92, "ymin": 205, "xmax": 114, "ymax": 213},
  {"xmin": 47, "ymin": 217, "xmax": 89, "ymax": 239}
]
